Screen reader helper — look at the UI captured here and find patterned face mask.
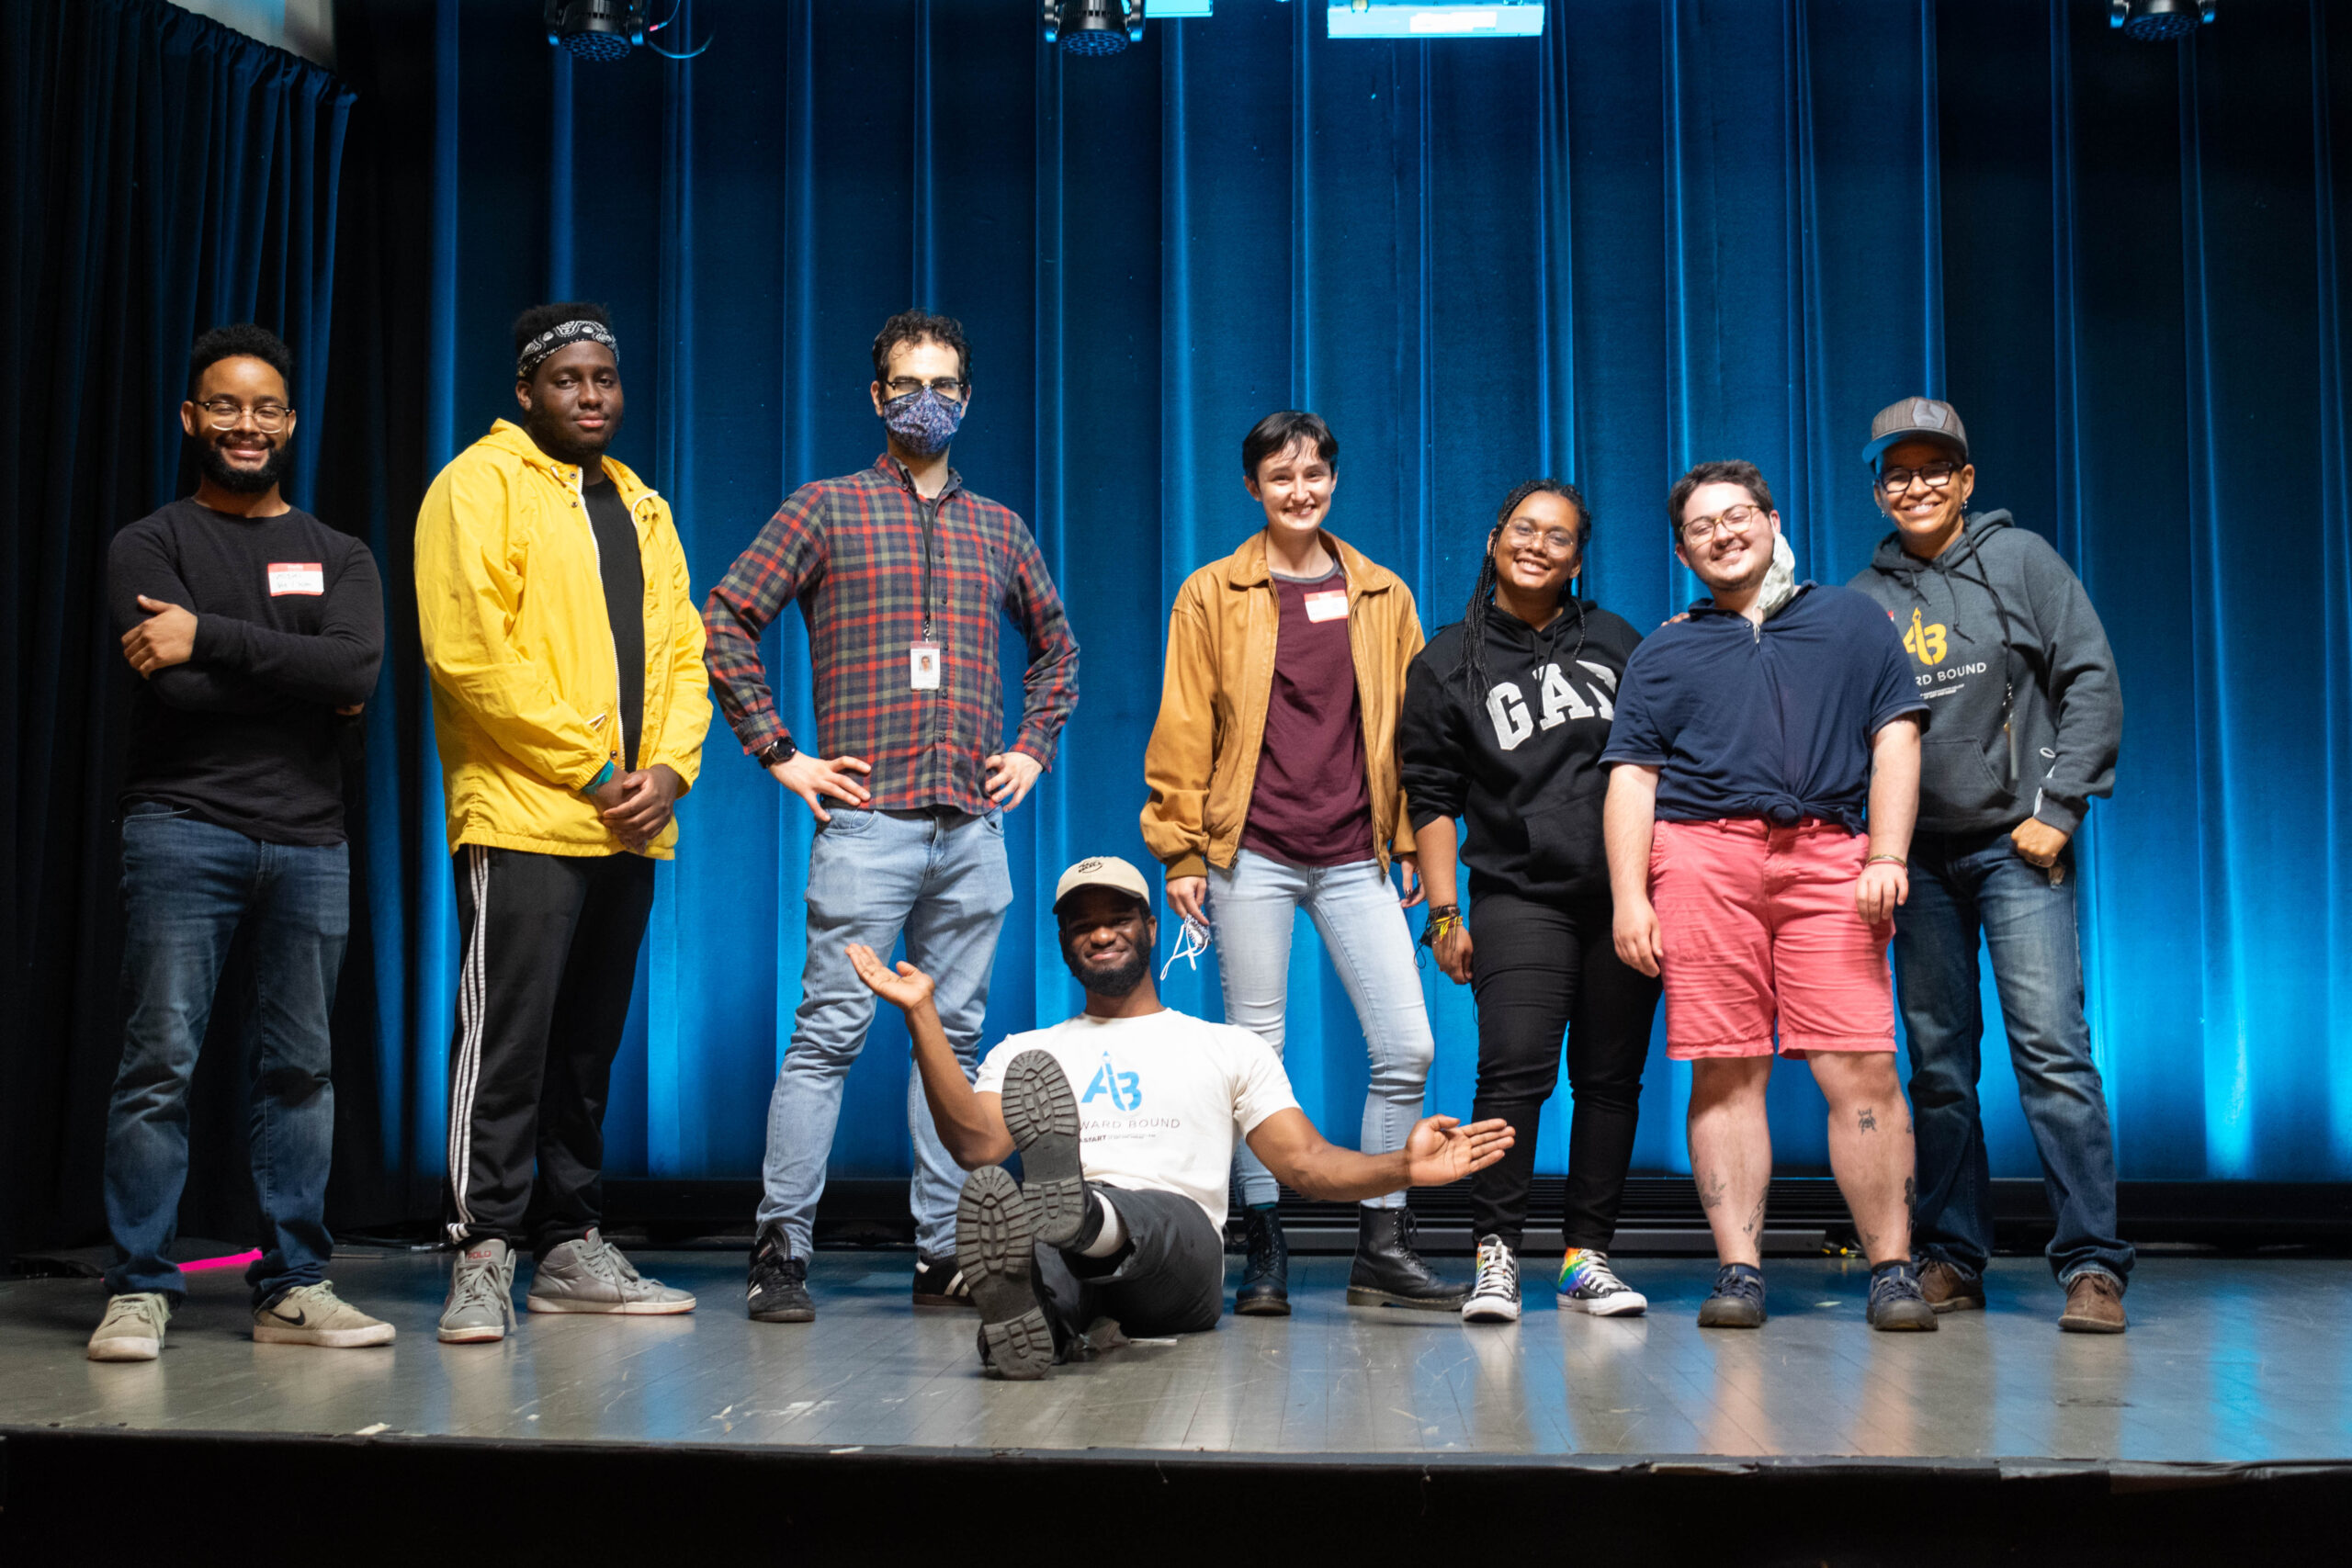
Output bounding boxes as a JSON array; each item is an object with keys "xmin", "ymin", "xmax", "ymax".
[{"xmin": 881, "ymin": 387, "xmax": 966, "ymax": 457}]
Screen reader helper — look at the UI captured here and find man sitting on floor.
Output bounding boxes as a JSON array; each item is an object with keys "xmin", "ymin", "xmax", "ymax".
[{"xmin": 847, "ymin": 854, "xmax": 1512, "ymax": 1379}]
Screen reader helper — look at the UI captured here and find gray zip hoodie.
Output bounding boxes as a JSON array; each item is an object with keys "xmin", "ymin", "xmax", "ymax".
[{"xmin": 1846, "ymin": 510, "xmax": 2120, "ymax": 838}]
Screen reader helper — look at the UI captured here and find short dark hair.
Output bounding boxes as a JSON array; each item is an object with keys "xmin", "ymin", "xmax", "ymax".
[
  {"xmin": 871, "ymin": 310, "xmax": 971, "ymax": 385},
  {"xmin": 187, "ymin": 323, "xmax": 294, "ymax": 400},
  {"xmin": 1242, "ymin": 410, "xmax": 1338, "ymax": 479},
  {"xmin": 1667, "ymin": 459, "xmax": 1775, "ymax": 541},
  {"xmin": 512, "ymin": 300, "xmax": 613, "ymax": 374}
]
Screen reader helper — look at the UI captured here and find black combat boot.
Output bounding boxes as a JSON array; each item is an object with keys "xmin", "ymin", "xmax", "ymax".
[
  {"xmin": 1235, "ymin": 1202, "xmax": 1290, "ymax": 1316},
  {"xmin": 1345, "ymin": 1206, "xmax": 1465, "ymax": 1310}
]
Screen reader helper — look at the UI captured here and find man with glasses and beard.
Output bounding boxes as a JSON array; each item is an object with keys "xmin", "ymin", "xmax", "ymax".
[
  {"xmin": 415, "ymin": 301, "xmax": 712, "ymax": 1344},
  {"xmin": 1601, "ymin": 460, "xmax": 1937, "ymax": 1333},
  {"xmin": 90, "ymin": 324, "xmax": 390, "ymax": 1361},
  {"xmin": 843, "ymin": 855, "xmax": 1515, "ymax": 1379},
  {"xmin": 1848, "ymin": 399, "xmax": 2131, "ymax": 1333}
]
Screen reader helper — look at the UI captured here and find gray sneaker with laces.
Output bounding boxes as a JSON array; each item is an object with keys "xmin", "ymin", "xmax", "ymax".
[
  {"xmin": 437, "ymin": 1237, "xmax": 517, "ymax": 1344},
  {"xmin": 254, "ymin": 1281, "xmax": 396, "ymax": 1347},
  {"xmin": 88, "ymin": 1292, "xmax": 172, "ymax": 1361},
  {"xmin": 526, "ymin": 1228, "xmax": 695, "ymax": 1315}
]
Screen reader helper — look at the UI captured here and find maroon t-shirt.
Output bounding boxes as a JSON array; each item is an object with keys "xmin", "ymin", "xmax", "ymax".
[{"xmin": 1240, "ymin": 567, "xmax": 1375, "ymax": 867}]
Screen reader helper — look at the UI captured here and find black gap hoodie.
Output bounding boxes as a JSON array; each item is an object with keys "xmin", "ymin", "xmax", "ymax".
[
  {"xmin": 1847, "ymin": 509, "xmax": 2122, "ymax": 837},
  {"xmin": 1400, "ymin": 597, "xmax": 1643, "ymax": 905}
]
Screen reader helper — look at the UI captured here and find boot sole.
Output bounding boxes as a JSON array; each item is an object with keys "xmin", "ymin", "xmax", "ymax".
[
  {"xmin": 2058, "ymin": 1314, "xmax": 2127, "ymax": 1334},
  {"xmin": 1346, "ymin": 1287, "xmax": 1469, "ymax": 1310},
  {"xmin": 525, "ymin": 1295, "xmax": 696, "ymax": 1314},
  {"xmin": 253, "ymin": 1323, "xmax": 397, "ymax": 1347},
  {"xmin": 1234, "ymin": 1294, "xmax": 1293, "ymax": 1317},
  {"xmin": 956, "ymin": 1166, "xmax": 1054, "ymax": 1380},
  {"xmin": 1001, "ymin": 1052, "xmax": 1087, "ymax": 1248},
  {"xmin": 1928, "ymin": 1296, "xmax": 1984, "ymax": 1314}
]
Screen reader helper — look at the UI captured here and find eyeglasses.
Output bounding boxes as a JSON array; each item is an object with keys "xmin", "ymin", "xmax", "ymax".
[
  {"xmin": 1878, "ymin": 460, "xmax": 1960, "ymax": 495},
  {"xmin": 1679, "ymin": 503, "xmax": 1765, "ymax": 546},
  {"xmin": 1501, "ymin": 517, "xmax": 1579, "ymax": 555},
  {"xmin": 195, "ymin": 398, "xmax": 292, "ymax": 430},
  {"xmin": 883, "ymin": 377, "xmax": 967, "ymax": 402}
]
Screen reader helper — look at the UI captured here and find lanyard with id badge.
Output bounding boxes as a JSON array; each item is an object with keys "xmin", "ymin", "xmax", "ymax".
[{"xmin": 910, "ymin": 494, "xmax": 943, "ymax": 691}]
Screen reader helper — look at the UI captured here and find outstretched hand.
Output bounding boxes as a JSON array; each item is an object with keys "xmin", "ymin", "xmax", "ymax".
[
  {"xmin": 1402, "ymin": 1114, "xmax": 1515, "ymax": 1188},
  {"xmin": 845, "ymin": 942, "xmax": 935, "ymax": 1014}
]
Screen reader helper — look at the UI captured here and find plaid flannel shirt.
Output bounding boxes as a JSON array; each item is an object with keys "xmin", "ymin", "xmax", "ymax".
[{"xmin": 703, "ymin": 455, "xmax": 1080, "ymax": 814}]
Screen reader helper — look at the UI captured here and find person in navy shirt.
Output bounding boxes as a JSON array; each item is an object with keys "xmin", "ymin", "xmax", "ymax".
[{"xmin": 1600, "ymin": 459, "xmax": 1934, "ymax": 1332}]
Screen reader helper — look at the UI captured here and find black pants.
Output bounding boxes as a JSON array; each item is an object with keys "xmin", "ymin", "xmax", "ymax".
[
  {"xmin": 1035, "ymin": 1185, "xmax": 1225, "ymax": 1353},
  {"xmin": 444, "ymin": 844, "xmax": 655, "ymax": 1256},
  {"xmin": 1467, "ymin": 890, "xmax": 1662, "ymax": 1252}
]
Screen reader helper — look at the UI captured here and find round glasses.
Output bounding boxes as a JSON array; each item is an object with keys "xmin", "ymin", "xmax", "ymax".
[
  {"xmin": 195, "ymin": 398, "xmax": 292, "ymax": 431},
  {"xmin": 1679, "ymin": 503, "xmax": 1765, "ymax": 546},
  {"xmin": 1501, "ymin": 517, "xmax": 1579, "ymax": 555},
  {"xmin": 1878, "ymin": 460, "xmax": 1960, "ymax": 495}
]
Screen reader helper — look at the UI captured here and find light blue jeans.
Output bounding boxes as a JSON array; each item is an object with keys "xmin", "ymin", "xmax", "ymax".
[
  {"xmin": 758, "ymin": 807, "xmax": 1012, "ymax": 1259},
  {"xmin": 1210, "ymin": 849, "xmax": 1434, "ymax": 1211}
]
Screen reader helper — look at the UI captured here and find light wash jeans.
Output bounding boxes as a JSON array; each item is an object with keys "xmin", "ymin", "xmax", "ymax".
[
  {"xmin": 1210, "ymin": 848, "xmax": 1434, "ymax": 1210},
  {"xmin": 758, "ymin": 806, "xmax": 1012, "ymax": 1260}
]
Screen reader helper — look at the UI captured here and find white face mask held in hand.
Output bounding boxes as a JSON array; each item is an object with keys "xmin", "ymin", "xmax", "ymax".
[
  {"xmin": 1160, "ymin": 916, "xmax": 1211, "ymax": 982},
  {"xmin": 1757, "ymin": 531, "xmax": 1801, "ymax": 619}
]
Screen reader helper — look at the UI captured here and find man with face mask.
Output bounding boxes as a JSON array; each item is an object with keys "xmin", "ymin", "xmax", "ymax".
[
  {"xmin": 414, "ymin": 302, "xmax": 712, "ymax": 1344},
  {"xmin": 704, "ymin": 310, "xmax": 1080, "ymax": 1323},
  {"xmin": 845, "ymin": 856, "xmax": 1514, "ymax": 1379},
  {"xmin": 91, "ymin": 324, "xmax": 389, "ymax": 1361},
  {"xmin": 1847, "ymin": 398, "xmax": 2131, "ymax": 1333}
]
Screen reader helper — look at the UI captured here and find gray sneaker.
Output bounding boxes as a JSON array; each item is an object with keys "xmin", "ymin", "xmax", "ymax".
[
  {"xmin": 526, "ymin": 1228, "xmax": 695, "ymax": 1315},
  {"xmin": 88, "ymin": 1292, "xmax": 172, "ymax": 1361},
  {"xmin": 254, "ymin": 1281, "xmax": 397, "ymax": 1348},
  {"xmin": 437, "ymin": 1237, "xmax": 517, "ymax": 1344}
]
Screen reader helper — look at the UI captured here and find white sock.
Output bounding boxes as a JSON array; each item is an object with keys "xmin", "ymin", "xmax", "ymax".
[{"xmin": 1077, "ymin": 1191, "xmax": 1127, "ymax": 1258}]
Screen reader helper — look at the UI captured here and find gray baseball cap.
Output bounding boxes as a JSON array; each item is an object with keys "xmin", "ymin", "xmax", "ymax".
[{"xmin": 1862, "ymin": 396, "xmax": 1970, "ymax": 468}]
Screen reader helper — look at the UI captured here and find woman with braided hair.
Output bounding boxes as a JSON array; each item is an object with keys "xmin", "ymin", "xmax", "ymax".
[{"xmin": 1398, "ymin": 479, "xmax": 1662, "ymax": 1324}]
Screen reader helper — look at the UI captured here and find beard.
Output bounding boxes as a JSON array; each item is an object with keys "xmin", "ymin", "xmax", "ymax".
[
  {"xmin": 526, "ymin": 407, "xmax": 613, "ymax": 466},
  {"xmin": 1063, "ymin": 938, "xmax": 1148, "ymax": 998},
  {"xmin": 195, "ymin": 435, "xmax": 291, "ymax": 495}
]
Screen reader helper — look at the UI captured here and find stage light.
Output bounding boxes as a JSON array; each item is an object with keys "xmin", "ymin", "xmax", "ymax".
[
  {"xmin": 1326, "ymin": 3, "xmax": 1544, "ymax": 39},
  {"xmin": 2109, "ymin": 0, "xmax": 2214, "ymax": 41},
  {"xmin": 543, "ymin": 0, "xmax": 711, "ymax": 62},
  {"xmin": 1043, "ymin": 0, "xmax": 1147, "ymax": 55},
  {"xmin": 1145, "ymin": 1, "xmax": 1213, "ymax": 15}
]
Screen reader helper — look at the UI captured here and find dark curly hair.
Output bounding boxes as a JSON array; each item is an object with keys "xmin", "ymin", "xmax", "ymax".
[
  {"xmin": 871, "ymin": 309, "xmax": 971, "ymax": 386},
  {"xmin": 1459, "ymin": 479, "xmax": 1591, "ymax": 702},
  {"xmin": 187, "ymin": 322, "xmax": 294, "ymax": 400},
  {"xmin": 1666, "ymin": 459, "xmax": 1774, "ymax": 545}
]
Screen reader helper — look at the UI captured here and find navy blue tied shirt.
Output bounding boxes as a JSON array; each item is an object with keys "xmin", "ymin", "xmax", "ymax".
[{"xmin": 1600, "ymin": 584, "xmax": 1927, "ymax": 834}]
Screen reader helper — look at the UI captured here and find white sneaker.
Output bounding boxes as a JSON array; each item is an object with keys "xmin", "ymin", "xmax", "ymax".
[
  {"xmin": 1460, "ymin": 1235, "xmax": 1522, "ymax": 1324},
  {"xmin": 253, "ymin": 1281, "xmax": 397, "ymax": 1347},
  {"xmin": 1556, "ymin": 1247, "xmax": 1647, "ymax": 1316},
  {"xmin": 88, "ymin": 1292, "xmax": 172, "ymax": 1361}
]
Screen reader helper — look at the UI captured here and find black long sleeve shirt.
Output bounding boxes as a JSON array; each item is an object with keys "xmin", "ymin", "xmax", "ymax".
[{"xmin": 107, "ymin": 499, "xmax": 385, "ymax": 845}]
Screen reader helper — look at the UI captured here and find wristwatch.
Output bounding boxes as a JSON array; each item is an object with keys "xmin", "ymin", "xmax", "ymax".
[{"xmin": 756, "ymin": 737, "xmax": 797, "ymax": 769}]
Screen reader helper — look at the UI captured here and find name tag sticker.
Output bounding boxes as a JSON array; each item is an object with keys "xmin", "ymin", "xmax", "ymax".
[
  {"xmin": 267, "ymin": 562, "xmax": 324, "ymax": 596},
  {"xmin": 910, "ymin": 641, "xmax": 942, "ymax": 691},
  {"xmin": 1303, "ymin": 589, "xmax": 1349, "ymax": 624}
]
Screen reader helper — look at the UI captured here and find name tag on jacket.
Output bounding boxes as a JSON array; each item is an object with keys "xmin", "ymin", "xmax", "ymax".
[{"xmin": 268, "ymin": 561, "xmax": 324, "ymax": 595}]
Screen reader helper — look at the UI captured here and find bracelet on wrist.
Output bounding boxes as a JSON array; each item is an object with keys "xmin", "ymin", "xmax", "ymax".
[{"xmin": 1865, "ymin": 853, "xmax": 1906, "ymax": 867}]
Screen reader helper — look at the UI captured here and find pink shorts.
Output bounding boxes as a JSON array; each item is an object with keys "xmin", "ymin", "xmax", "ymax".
[{"xmin": 1648, "ymin": 818, "xmax": 1895, "ymax": 1060}]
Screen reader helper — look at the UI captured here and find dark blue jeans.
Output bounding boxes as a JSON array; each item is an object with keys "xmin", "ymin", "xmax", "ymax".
[
  {"xmin": 1894, "ymin": 829, "xmax": 2132, "ymax": 1287},
  {"xmin": 104, "ymin": 804, "xmax": 348, "ymax": 1304}
]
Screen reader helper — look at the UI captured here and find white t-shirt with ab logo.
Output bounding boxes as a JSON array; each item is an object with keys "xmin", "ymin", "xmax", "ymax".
[{"xmin": 972, "ymin": 1008, "xmax": 1299, "ymax": 1232}]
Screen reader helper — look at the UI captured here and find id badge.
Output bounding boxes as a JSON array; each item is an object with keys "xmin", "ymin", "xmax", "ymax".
[{"xmin": 910, "ymin": 641, "xmax": 942, "ymax": 691}]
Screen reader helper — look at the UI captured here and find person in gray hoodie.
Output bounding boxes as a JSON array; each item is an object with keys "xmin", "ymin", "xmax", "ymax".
[{"xmin": 1847, "ymin": 397, "xmax": 2131, "ymax": 1333}]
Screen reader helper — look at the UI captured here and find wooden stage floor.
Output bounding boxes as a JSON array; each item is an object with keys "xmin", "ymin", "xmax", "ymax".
[{"xmin": 4, "ymin": 1249, "xmax": 2346, "ymax": 1464}]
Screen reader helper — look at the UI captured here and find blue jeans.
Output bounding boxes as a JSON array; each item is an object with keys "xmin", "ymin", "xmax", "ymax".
[
  {"xmin": 759, "ymin": 807, "xmax": 1012, "ymax": 1259},
  {"xmin": 1210, "ymin": 849, "xmax": 1435, "ymax": 1211},
  {"xmin": 1894, "ymin": 829, "xmax": 2132, "ymax": 1286},
  {"xmin": 104, "ymin": 804, "xmax": 348, "ymax": 1304}
]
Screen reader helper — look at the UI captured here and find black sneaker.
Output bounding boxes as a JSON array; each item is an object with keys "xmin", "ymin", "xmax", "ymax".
[
  {"xmin": 746, "ymin": 1221, "xmax": 813, "ymax": 1323},
  {"xmin": 956, "ymin": 1165, "xmax": 1054, "ymax": 1381},
  {"xmin": 1697, "ymin": 1262, "xmax": 1767, "ymax": 1328},
  {"xmin": 1867, "ymin": 1260, "xmax": 1939, "ymax": 1332},
  {"xmin": 911, "ymin": 1252, "xmax": 972, "ymax": 1308},
  {"xmin": 1000, "ymin": 1050, "xmax": 1086, "ymax": 1247}
]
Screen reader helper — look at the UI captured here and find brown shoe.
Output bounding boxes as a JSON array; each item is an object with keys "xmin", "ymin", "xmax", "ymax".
[
  {"xmin": 2059, "ymin": 1271, "xmax": 2127, "ymax": 1333},
  {"xmin": 1917, "ymin": 1259, "xmax": 1984, "ymax": 1314}
]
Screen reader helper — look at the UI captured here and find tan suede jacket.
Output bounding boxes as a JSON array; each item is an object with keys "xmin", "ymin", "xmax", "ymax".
[{"xmin": 1141, "ymin": 530, "xmax": 1424, "ymax": 882}]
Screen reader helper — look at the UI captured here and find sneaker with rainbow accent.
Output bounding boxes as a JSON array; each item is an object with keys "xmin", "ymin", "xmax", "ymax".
[{"xmin": 1556, "ymin": 1247, "xmax": 1647, "ymax": 1316}]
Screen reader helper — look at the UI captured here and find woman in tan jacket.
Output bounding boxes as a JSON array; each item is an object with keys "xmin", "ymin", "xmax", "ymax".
[{"xmin": 1141, "ymin": 411, "xmax": 1459, "ymax": 1318}]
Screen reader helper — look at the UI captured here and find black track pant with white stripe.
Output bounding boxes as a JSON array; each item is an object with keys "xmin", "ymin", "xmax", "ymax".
[{"xmin": 444, "ymin": 844, "xmax": 655, "ymax": 1257}]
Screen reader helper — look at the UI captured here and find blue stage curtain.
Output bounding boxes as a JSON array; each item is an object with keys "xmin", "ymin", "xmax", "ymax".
[
  {"xmin": 325, "ymin": 0, "xmax": 2350, "ymax": 1203},
  {"xmin": 0, "ymin": 0, "xmax": 353, "ymax": 1258}
]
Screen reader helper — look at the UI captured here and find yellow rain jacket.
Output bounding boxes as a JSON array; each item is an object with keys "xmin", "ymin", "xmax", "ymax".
[{"xmin": 415, "ymin": 420, "xmax": 711, "ymax": 858}]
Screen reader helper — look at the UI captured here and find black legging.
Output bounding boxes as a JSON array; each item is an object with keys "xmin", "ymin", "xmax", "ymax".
[{"xmin": 1466, "ymin": 889, "xmax": 1661, "ymax": 1252}]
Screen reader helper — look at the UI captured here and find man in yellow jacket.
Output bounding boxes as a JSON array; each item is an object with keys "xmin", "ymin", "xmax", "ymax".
[{"xmin": 413, "ymin": 302, "xmax": 711, "ymax": 1344}]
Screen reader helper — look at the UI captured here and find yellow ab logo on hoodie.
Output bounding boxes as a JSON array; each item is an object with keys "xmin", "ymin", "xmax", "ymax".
[{"xmin": 1904, "ymin": 606, "xmax": 1948, "ymax": 667}]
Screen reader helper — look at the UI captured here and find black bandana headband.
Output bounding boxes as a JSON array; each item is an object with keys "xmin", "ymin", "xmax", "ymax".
[{"xmin": 516, "ymin": 319, "xmax": 619, "ymax": 379}]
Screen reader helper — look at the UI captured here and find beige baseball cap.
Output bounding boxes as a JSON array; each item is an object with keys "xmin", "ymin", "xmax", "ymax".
[{"xmin": 1051, "ymin": 854, "xmax": 1153, "ymax": 914}]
